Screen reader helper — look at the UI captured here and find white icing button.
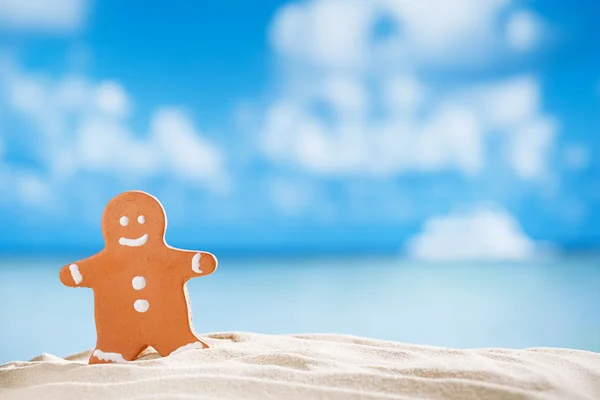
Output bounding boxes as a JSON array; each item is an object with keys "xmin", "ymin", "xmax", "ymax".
[
  {"xmin": 132, "ymin": 276, "xmax": 146, "ymax": 290},
  {"xmin": 138, "ymin": 215, "xmax": 146, "ymax": 224},
  {"xmin": 120, "ymin": 216, "xmax": 129, "ymax": 226},
  {"xmin": 134, "ymin": 299, "xmax": 149, "ymax": 313}
]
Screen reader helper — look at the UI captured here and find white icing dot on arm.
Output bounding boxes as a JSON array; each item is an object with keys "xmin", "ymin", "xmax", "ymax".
[
  {"xmin": 69, "ymin": 264, "xmax": 82, "ymax": 285},
  {"xmin": 192, "ymin": 252, "xmax": 203, "ymax": 273}
]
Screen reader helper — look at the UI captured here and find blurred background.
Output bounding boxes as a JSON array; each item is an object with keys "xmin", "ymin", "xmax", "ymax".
[{"xmin": 0, "ymin": 0, "xmax": 599, "ymax": 364}]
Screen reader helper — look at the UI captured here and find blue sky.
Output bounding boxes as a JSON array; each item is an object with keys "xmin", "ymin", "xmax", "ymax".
[{"xmin": 0, "ymin": 0, "xmax": 598, "ymax": 257}]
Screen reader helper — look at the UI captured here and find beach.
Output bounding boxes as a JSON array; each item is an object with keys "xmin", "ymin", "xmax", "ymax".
[{"xmin": 2, "ymin": 332, "xmax": 600, "ymax": 400}]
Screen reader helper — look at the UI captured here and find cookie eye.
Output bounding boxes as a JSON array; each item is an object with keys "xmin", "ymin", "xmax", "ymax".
[
  {"xmin": 120, "ymin": 216, "xmax": 129, "ymax": 226},
  {"xmin": 138, "ymin": 215, "xmax": 146, "ymax": 224}
]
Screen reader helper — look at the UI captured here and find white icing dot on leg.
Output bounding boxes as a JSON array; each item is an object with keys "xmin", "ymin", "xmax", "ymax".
[
  {"xmin": 93, "ymin": 349, "xmax": 127, "ymax": 363},
  {"xmin": 132, "ymin": 276, "xmax": 146, "ymax": 290},
  {"xmin": 134, "ymin": 299, "xmax": 150, "ymax": 313},
  {"xmin": 69, "ymin": 264, "xmax": 82, "ymax": 285},
  {"xmin": 192, "ymin": 252, "xmax": 203, "ymax": 273}
]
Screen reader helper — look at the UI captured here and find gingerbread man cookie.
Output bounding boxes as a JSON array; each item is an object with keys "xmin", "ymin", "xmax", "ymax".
[{"xmin": 59, "ymin": 190, "xmax": 217, "ymax": 364}]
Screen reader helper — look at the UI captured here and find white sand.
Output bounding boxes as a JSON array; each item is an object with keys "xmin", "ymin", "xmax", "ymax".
[{"xmin": 1, "ymin": 332, "xmax": 599, "ymax": 400}]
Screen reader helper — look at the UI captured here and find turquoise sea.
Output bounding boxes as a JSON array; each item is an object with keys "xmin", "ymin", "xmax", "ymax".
[{"xmin": 0, "ymin": 256, "xmax": 599, "ymax": 364}]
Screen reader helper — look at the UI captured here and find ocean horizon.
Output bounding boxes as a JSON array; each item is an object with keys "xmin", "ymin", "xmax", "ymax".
[{"xmin": 1, "ymin": 255, "xmax": 598, "ymax": 365}]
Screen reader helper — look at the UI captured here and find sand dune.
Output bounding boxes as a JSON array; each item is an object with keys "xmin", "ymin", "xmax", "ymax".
[{"xmin": 1, "ymin": 332, "xmax": 599, "ymax": 399}]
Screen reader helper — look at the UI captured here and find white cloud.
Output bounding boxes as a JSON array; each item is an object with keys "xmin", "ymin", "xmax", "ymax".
[
  {"xmin": 95, "ymin": 81, "xmax": 131, "ymax": 117},
  {"xmin": 405, "ymin": 205, "xmax": 537, "ymax": 261},
  {"xmin": 270, "ymin": 0, "xmax": 534, "ymax": 69},
  {"xmin": 73, "ymin": 109, "xmax": 229, "ymax": 190},
  {"xmin": 5, "ymin": 71, "xmax": 93, "ymax": 140},
  {"xmin": 75, "ymin": 117, "xmax": 158, "ymax": 176},
  {"xmin": 416, "ymin": 105, "xmax": 483, "ymax": 174},
  {"xmin": 381, "ymin": 0, "xmax": 509, "ymax": 64},
  {"xmin": 0, "ymin": 163, "xmax": 52, "ymax": 206},
  {"xmin": 261, "ymin": 74, "xmax": 554, "ymax": 179},
  {"xmin": 505, "ymin": 10, "xmax": 543, "ymax": 52},
  {"xmin": 465, "ymin": 76, "xmax": 557, "ymax": 180},
  {"xmin": 470, "ymin": 76, "xmax": 540, "ymax": 128},
  {"xmin": 0, "ymin": 0, "xmax": 89, "ymax": 33},
  {"xmin": 262, "ymin": 97, "xmax": 365, "ymax": 175},
  {"xmin": 319, "ymin": 75, "xmax": 367, "ymax": 115},
  {"xmin": 506, "ymin": 117, "xmax": 557, "ymax": 180},
  {"xmin": 151, "ymin": 108, "xmax": 228, "ymax": 187},
  {"xmin": 271, "ymin": 0, "xmax": 375, "ymax": 68},
  {"xmin": 0, "ymin": 64, "xmax": 229, "ymax": 193},
  {"xmin": 383, "ymin": 75, "xmax": 424, "ymax": 114},
  {"xmin": 16, "ymin": 173, "xmax": 50, "ymax": 204},
  {"xmin": 562, "ymin": 143, "xmax": 590, "ymax": 171},
  {"xmin": 261, "ymin": 1, "xmax": 557, "ymax": 182}
]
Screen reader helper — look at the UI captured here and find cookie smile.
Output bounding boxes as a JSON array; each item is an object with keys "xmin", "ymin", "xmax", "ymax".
[{"xmin": 119, "ymin": 234, "xmax": 149, "ymax": 247}]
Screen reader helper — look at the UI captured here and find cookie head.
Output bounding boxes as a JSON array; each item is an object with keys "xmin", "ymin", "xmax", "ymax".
[{"xmin": 101, "ymin": 191, "xmax": 166, "ymax": 249}]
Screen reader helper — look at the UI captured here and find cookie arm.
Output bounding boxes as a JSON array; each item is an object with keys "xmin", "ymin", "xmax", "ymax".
[
  {"xmin": 169, "ymin": 249, "xmax": 218, "ymax": 280},
  {"xmin": 59, "ymin": 252, "xmax": 105, "ymax": 288}
]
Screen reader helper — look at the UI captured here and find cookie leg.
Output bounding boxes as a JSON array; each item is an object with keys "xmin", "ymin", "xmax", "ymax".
[
  {"xmin": 88, "ymin": 342, "xmax": 146, "ymax": 365},
  {"xmin": 152, "ymin": 329, "xmax": 209, "ymax": 358}
]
